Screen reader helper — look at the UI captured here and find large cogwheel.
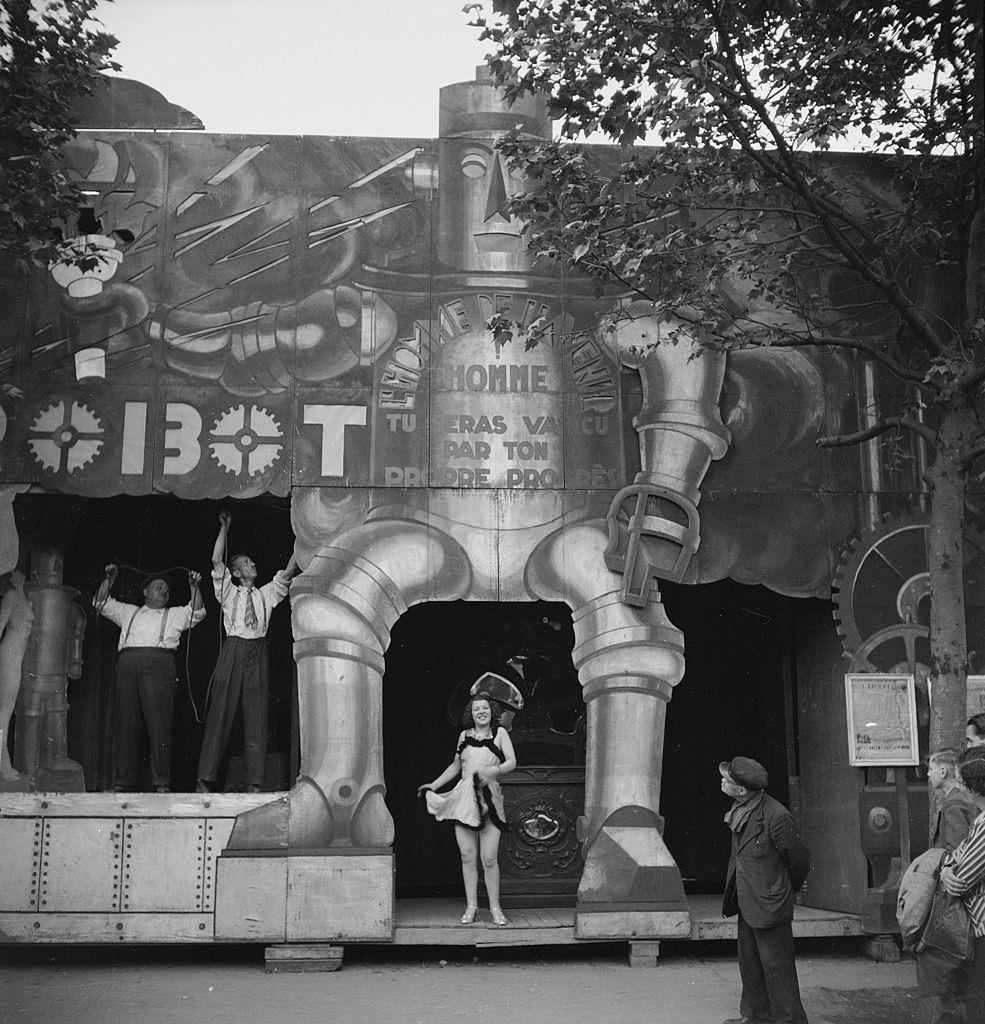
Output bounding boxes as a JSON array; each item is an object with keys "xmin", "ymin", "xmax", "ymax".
[
  {"xmin": 832, "ymin": 512, "xmax": 933, "ymax": 659},
  {"xmin": 28, "ymin": 400, "xmax": 104, "ymax": 474},
  {"xmin": 208, "ymin": 404, "xmax": 283, "ymax": 476}
]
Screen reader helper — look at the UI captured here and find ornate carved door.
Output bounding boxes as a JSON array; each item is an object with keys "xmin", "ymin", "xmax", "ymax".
[{"xmin": 500, "ymin": 768, "xmax": 584, "ymax": 906}]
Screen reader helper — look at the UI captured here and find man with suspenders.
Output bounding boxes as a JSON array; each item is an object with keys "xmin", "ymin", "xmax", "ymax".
[
  {"xmin": 195, "ymin": 511, "xmax": 296, "ymax": 794},
  {"xmin": 95, "ymin": 566, "xmax": 205, "ymax": 792}
]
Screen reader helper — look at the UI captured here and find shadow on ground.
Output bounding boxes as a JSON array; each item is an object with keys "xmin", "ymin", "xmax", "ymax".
[{"xmin": 809, "ymin": 986, "xmax": 924, "ymax": 1024}]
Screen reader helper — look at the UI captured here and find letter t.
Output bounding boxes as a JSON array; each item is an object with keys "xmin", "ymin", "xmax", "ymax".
[{"xmin": 303, "ymin": 404, "xmax": 368, "ymax": 476}]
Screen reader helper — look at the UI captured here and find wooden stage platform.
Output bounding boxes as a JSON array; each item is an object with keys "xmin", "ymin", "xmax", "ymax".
[
  {"xmin": 266, "ymin": 897, "xmax": 867, "ymax": 970},
  {"xmin": 390, "ymin": 896, "xmax": 864, "ymax": 947}
]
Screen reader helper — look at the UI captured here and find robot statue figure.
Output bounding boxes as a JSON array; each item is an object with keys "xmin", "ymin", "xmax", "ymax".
[
  {"xmin": 13, "ymin": 547, "xmax": 86, "ymax": 792},
  {"xmin": 0, "ymin": 569, "xmax": 33, "ymax": 790},
  {"xmin": 223, "ymin": 66, "xmax": 730, "ymax": 941}
]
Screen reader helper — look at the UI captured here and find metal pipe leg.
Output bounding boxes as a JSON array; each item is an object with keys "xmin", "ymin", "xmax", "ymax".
[
  {"xmin": 227, "ymin": 519, "xmax": 470, "ymax": 851},
  {"xmin": 526, "ymin": 519, "xmax": 690, "ymax": 939}
]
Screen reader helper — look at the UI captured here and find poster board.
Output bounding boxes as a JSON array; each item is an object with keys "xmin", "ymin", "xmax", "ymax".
[{"xmin": 845, "ymin": 673, "xmax": 919, "ymax": 766}]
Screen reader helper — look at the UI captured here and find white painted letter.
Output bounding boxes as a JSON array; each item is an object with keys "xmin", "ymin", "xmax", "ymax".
[
  {"xmin": 121, "ymin": 402, "xmax": 147, "ymax": 475},
  {"xmin": 303, "ymin": 404, "xmax": 367, "ymax": 476},
  {"xmin": 163, "ymin": 403, "xmax": 202, "ymax": 475}
]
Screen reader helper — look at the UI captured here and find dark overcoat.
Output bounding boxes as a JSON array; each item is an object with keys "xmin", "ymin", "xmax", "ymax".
[
  {"xmin": 931, "ymin": 785, "xmax": 979, "ymax": 851},
  {"xmin": 722, "ymin": 792, "xmax": 811, "ymax": 929}
]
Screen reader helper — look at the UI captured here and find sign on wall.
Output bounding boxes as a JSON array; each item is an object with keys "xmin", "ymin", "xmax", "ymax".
[{"xmin": 844, "ymin": 673, "xmax": 919, "ymax": 766}]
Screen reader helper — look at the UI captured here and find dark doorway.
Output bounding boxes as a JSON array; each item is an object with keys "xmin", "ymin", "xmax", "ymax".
[
  {"xmin": 11, "ymin": 492, "xmax": 296, "ymax": 793},
  {"xmin": 383, "ymin": 600, "xmax": 582, "ymax": 898},
  {"xmin": 661, "ymin": 579, "xmax": 828, "ymax": 894}
]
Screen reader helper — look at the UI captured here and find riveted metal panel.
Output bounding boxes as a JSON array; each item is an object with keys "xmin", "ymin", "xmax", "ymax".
[
  {"xmin": 121, "ymin": 819, "xmax": 206, "ymax": 912},
  {"xmin": 202, "ymin": 819, "xmax": 235, "ymax": 913},
  {"xmin": 39, "ymin": 819, "xmax": 123, "ymax": 912},
  {"xmin": 0, "ymin": 818, "xmax": 43, "ymax": 912}
]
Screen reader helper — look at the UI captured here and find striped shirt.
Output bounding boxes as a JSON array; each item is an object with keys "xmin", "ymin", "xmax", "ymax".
[{"xmin": 941, "ymin": 809, "xmax": 985, "ymax": 937}]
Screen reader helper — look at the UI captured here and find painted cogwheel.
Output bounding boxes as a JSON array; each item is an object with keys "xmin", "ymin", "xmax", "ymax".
[
  {"xmin": 28, "ymin": 400, "xmax": 105, "ymax": 474},
  {"xmin": 208, "ymin": 404, "xmax": 284, "ymax": 476}
]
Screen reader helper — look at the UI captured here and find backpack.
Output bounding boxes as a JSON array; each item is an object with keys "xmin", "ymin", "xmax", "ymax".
[{"xmin": 897, "ymin": 847, "xmax": 947, "ymax": 951}]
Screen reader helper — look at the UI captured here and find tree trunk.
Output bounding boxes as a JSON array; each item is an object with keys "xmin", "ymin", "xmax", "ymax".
[{"xmin": 926, "ymin": 405, "xmax": 974, "ymax": 754}]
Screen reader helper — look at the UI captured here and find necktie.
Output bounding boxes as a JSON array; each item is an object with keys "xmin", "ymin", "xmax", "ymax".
[{"xmin": 244, "ymin": 591, "xmax": 258, "ymax": 630}]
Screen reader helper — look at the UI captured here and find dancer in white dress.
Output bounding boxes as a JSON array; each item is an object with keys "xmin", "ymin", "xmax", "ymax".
[{"xmin": 418, "ymin": 694, "xmax": 516, "ymax": 925}]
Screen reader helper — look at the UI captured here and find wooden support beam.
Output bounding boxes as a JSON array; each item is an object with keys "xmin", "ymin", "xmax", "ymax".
[
  {"xmin": 265, "ymin": 944, "xmax": 344, "ymax": 973},
  {"xmin": 628, "ymin": 940, "xmax": 660, "ymax": 967}
]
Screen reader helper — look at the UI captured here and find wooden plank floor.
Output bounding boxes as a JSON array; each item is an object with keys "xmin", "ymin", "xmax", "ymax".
[
  {"xmin": 392, "ymin": 896, "xmax": 863, "ymax": 946},
  {"xmin": 686, "ymin": 895, "xmax": 865, "ymax": 941},
  {"xmin": 393, "ymin": 898, "xmax": 575, "ymax": 946}
]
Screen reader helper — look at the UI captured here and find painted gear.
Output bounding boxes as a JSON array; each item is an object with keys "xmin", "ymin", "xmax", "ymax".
[
  {"xmin": 834, "ymin": 512, "xmax": 985, "ymax": 657},
  {"xmin": 833, "ymin": 513, "xmax": 933, "ymax": 657},
  {"xmin": 834, "ymin": 512, "xmax": 985, "ymax": 741},
  {"xmin": 28, "ymin": 400, "xmax": 104, "ymax": 474},
  {"xmin": 835, "ymin": 515, "xmax": 938, "ymax": 749},
  {"xmin": 208, "ymin": 404, "xmax": 283, "ymax": 476}
]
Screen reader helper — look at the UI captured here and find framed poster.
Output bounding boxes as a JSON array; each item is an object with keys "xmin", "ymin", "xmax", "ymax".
[{"xmin": 845, "ymin": 673, "xmax": 919, "ymax": 766}]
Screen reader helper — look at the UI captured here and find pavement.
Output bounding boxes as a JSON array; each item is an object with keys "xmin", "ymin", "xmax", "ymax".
[{"xmin": 0, "ymin": 938, "xmax": 927, "ymax": 1024}]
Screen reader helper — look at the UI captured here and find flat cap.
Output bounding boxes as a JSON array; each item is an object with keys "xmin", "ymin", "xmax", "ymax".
[{"xmin": 719, "ymin": 756, "xmax": 768, "ymax": 791}]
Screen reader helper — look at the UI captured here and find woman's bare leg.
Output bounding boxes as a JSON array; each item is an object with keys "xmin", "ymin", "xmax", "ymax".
[
  {"xmin": 479, "ymin": 821, "xmax": 505, "ymax": 922},
  {"xmin": 455, "ymin": 824, "xmax": 479, "ymax": 917}
]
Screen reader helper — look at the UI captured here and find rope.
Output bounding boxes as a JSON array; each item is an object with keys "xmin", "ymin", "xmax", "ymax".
[
  {"xmin": 93, "ymin": 561, "xmax": 208, "ymax": 723},
  {"xmin": 198, "ymin": 532, "xmax": 230, "ymax": 726}
]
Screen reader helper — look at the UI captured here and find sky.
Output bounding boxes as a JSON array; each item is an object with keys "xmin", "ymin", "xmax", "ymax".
[{"xmin": 94, "ymin": 0, "xmax": 494, "ymax": 138}]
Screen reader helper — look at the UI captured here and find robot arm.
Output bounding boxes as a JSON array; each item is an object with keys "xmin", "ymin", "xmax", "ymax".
[{"xmin": 603, "ymin": 305, "xmax": 731, "ymax": 604}]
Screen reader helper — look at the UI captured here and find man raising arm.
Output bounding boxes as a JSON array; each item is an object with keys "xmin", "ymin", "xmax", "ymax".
[{"xmin": 196, "ymin": 512, "xmax": 296, "ymax": 794}]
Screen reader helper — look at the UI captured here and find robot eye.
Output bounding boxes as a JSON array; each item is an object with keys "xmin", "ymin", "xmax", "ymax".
[{"xmin": 460, "ymin": 153, "xmax": 488, "ymax": 179}]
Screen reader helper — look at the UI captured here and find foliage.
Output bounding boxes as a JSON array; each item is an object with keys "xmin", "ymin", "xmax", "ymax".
[
  {"xmin": 0, "ymin": 0, "xmax": 119, "ymax": 267},
  {"xmin": 472, "ymin": 0, "xmax": 984, "ymax": 749}
]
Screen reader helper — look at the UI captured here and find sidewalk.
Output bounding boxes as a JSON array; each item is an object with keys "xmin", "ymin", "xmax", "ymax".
[{"xmin": 1, "ymin": 939, "xmax": 922, "ymax": 1024}]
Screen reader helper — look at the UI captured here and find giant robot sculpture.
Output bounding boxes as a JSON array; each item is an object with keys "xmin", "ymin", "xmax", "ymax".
[
  {"xmin": 13, "ymin": 547, "xmax": 86, "ymax": 792},
  {"xmin": 222, "ymin": 67, "xmax": 730, "ymax": 939}
]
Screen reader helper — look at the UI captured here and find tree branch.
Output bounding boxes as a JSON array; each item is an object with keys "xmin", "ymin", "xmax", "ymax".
[
  {"xmin": 817, "ymin": 415, "xmax": 937, "ymax": 449},
  {"xmin": 733, "ymin": 322, "xmax": 933, "ymax": 386}
]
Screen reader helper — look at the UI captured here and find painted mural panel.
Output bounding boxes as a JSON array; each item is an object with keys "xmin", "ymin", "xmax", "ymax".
[
  {"xmin": 8, "ymin": 385, "xmax": 161, "ymax": 495},
  {"xmin": 0, "ymin": 127, "xmax": 860, "ymax": 494},
  {"xmin": 0, "ymin": 118, "xmax": 939, "ymax": 606},
  {"xmin": 152, "ymin": 387, "xmax": 294, "ymax": 499}
]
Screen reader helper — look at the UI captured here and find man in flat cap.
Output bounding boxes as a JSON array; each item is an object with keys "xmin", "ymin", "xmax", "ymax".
[{"xmin": 719, "ymin": 755, "xmax": 811, "ymax": 1024}]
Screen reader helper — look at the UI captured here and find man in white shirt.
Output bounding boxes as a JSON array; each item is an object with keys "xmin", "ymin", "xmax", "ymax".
[
  {"xmin": 196, "ymin": 511, "xmax": 296, "ymax": 794},
  {"xmin": 95, "ymin": 565, "xmax": 205, "ymax": 792}
]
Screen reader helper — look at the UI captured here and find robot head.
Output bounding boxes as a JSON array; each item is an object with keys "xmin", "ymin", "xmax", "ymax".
[{"xmin": 437, "ymin": 65, "xmax": 551, "ymax": 274}]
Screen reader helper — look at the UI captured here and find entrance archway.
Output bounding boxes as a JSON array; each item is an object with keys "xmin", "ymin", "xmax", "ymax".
[{"xmin": 383, "ymin": 600, "xmax": 584, "ymax": 900}]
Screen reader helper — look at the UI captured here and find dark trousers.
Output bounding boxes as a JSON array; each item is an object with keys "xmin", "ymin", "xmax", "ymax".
[
  {"xmin": 737, "ymin": 913, "xmax": 809, "ymax": 1024},
  {"xmin": 113, "ymin": 649, "xmax": 176, "ymax": 788},
  {"xmin": 197, "ymin": 637, "xmax": 268, "ymax": 788},
  {"xmin": 931, "ymin": 936, "xmax": 985, "ymax": 1024}
]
